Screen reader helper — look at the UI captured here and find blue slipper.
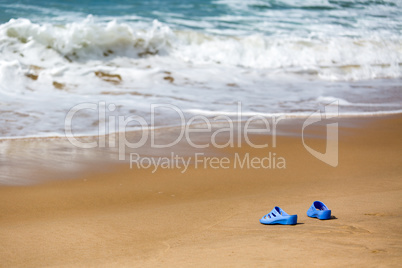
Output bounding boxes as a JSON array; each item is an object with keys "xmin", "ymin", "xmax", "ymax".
[
  {"xmin": 260, "ymin": 206, "xmax": 297, "ymax": 225},
  {"xmin": 307, "ymin": 201, "xmax": 331, "ymax": 220}
]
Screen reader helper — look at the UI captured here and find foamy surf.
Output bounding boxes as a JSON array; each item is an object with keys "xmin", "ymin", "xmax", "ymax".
[
  {"xmin": 1, "ymin": 17, "xmax": 401, "ymax": 79},
  {"xmin": 0, "ymin": 0, "xmax": 401, "ymax": 139}
]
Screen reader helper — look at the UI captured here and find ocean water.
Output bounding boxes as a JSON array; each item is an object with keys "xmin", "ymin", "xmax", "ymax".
[{"xmin": 0, "ymin": 0, "xmax": 401, "ymax": 138}]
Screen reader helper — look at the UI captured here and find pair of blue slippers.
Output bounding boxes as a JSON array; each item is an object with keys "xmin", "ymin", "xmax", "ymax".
[{"xmin": 260, "ymin": 201, "xmax": 331, "ymax": 225}]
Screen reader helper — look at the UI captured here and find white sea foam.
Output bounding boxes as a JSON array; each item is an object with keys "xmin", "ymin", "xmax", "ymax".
[
  {"xmin": 316, "ymin": 96, "xmax": 402, "ymax": 108},
  {"xmin": 0, "ymin": 17, "xmax": 401, "ymax": 138},
  {"xmin": 1, "ymin": 17, "xmax": 400, "ymax": 79}
]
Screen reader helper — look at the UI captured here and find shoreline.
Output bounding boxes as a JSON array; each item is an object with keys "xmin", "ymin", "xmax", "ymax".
[
  {"xmin": 0, "ymin": 115, "xmax": 401, "ymax": 266},
  {"xmin": 0, "ymin": 114, "xmax": 399, "ymax": 186},
  {"xmin": 1, "ymin": 109, "xmax": 402, "ymax": 142}
]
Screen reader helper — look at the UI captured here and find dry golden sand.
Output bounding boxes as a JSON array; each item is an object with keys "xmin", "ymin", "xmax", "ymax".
[{"xmin": 0, "ymin": 116, "xmax": 401, "ymax": 267}]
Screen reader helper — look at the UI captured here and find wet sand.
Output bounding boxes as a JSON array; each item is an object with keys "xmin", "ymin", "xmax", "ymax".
[{"xmin": 0, "ymin": 115, "xmax": 401, "ymax": 267}]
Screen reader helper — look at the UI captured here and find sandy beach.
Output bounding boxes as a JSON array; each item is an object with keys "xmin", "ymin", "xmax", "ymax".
[
  {"xmin": 0, "ymin": 115, "xmax": 401, "ymax": 267},
  {"xmin": 1, "ymin": 1, "xmax": 401, "ymax": 266}
]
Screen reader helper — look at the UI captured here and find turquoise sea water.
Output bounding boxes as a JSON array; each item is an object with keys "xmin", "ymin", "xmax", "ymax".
[
  {"xmin": 1, "ymin": 0, "xmax": 401, "ymax": 36},
  {"xmin": 0, "ymin": 0, "xmax": 401, "ymax": 137}
]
